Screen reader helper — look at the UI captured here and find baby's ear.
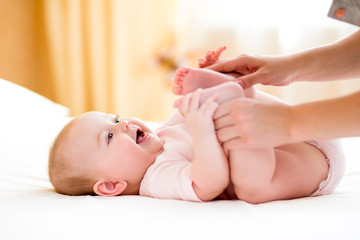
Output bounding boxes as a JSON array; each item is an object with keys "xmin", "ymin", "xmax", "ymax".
[{"xmin": 93, "ymin": 179, "xmax": 127, "ymax": 196}]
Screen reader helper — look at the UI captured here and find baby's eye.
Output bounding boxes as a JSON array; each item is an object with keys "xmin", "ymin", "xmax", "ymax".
[
  {"xmin": 107, "ymin": 132, "xmax": 114, "ymax": 144},
  {"xmin": 114, "ymin": 115, "xmax": 120, "ymax": 123}
]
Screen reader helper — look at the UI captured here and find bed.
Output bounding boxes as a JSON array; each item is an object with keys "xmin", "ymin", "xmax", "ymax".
[{"xmin": 1, "ymin": 78, "xmax": 360, "ymax": 240}]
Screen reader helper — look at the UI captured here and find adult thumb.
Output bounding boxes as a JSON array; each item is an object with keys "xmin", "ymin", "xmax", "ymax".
[
  {"xmin": 206, "ymin": 59, "xmax": 236, "ymax": 73},
  {"xmin": 236, "ymin": 73, "xmax": 261, "ymax": 89}
]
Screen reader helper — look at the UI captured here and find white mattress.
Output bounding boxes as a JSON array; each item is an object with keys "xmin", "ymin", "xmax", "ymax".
[{"xmin": 1, "ymin": 78, "xmax": 360, "ymax": 240}]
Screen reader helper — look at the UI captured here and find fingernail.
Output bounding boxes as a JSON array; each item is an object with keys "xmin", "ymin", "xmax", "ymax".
[{"xmin": 236, "ymin": 79, "xmax": 245, "ymax": 88}]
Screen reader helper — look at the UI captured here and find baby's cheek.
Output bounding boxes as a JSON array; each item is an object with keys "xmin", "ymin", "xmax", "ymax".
[{"xmin": 119, "ymin": 140, "xmax": 142, "ymax": 159}]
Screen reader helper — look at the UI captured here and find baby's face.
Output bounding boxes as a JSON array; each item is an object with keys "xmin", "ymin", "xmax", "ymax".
[{"xmin": 67, "ymin": 111, "xmax": 164, "ymax": 186}]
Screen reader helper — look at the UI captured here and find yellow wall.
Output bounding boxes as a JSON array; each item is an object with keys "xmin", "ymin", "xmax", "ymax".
[{"xmin": 0, "ymin": 0, "xmax": 54, "ymax": 100}]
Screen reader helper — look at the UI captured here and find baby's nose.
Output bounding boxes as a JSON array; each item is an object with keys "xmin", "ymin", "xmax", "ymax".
[{"xmin": 117, "ymin": 119, "xmax": 129, "ymax": 132}]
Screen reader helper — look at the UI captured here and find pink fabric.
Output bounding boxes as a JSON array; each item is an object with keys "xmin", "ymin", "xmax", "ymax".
[
  {"xmin": 139, "ymin": 122, "xmax": 202, "ymax": 202},
  {"xmin": 140, "ymin": 119, "xmax": 344, "ymax": 201},
  {"xmin": 307, "ymin": 139, "xmax": 345, "ymax": 196}
]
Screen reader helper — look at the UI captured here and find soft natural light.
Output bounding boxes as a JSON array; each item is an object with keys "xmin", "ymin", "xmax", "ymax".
[{"xmin": 176, "ymin": 0, "xmax": 357, "ymax": 54}]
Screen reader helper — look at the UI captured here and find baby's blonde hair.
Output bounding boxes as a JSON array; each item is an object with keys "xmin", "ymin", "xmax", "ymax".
[{"xmin": 48, "ymin": 119, "xmax": 95, "ymax": 196}]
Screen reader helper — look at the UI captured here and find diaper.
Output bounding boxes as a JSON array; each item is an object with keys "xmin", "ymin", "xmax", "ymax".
[{"xmin": 306, "ymin": 139, "xmax": 345, "ymax": 196}]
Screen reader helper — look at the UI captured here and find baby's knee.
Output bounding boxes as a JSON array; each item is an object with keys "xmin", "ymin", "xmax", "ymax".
[
  {"xmin": 207, "ymin": 82, "xmax": 245, "ymax": 104},
  {"xmin": 220, "ymin": 82, "xmax": 244, "ymax": 98},
  {"xmin": 232, "ymin": 184, "xmax": 268, "ymax": 204},
  {"xmin": 218, "ymin": 81, "xmax": 257, "ymax": 99},
  {"xmin": 244, "ymin": 85, "xmax": 257, "ymax": 99}
]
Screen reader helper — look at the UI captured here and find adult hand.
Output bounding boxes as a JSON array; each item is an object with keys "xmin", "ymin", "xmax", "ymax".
[
  {"xmin": 213, "ymin": 97, "xmax": 292, "ymax": 149},
  {"xmin": 207, "ymin": 54, "xmax": 295, "ymax": 89}
]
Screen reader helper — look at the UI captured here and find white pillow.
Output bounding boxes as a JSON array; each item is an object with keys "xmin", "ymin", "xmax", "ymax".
[
  {"xmin": 0, "ymin": 78, "xmax": 71, "ymax": 188},
  {"xmin": 0, "ymin": 78, "xmax": 69, "ymax": 120}
]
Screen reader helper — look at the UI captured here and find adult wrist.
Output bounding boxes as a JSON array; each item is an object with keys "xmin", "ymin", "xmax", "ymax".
[{"xmin": 284, "ymin": 53, "xmax": 307, "ymax": 84}]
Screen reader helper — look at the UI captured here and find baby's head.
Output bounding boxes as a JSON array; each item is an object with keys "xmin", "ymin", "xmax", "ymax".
[{"xmin": 49, "ymin": 111, "xmax": 164, "ymax": 196}]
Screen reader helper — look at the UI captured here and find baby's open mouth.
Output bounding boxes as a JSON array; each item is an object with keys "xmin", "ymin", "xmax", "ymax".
[{"xmin": 136, "ymin": 129, "xmax": 145, "ymax": 144}]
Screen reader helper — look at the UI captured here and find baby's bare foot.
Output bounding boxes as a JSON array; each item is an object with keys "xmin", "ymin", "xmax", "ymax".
[
  {"xmin": 172, "ymin": 67, "xmax": 236, "ymax": 95},
  {"xmin": 172, "ymin": 68, "xmax": 190, "ymax": 95},
  {"xmin": 198, "ymin": 46, "xmax": 227, "ymax": 68}
]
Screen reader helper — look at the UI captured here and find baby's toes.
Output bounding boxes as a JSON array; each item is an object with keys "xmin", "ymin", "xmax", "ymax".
[
  {"xmin": 173, "ymin": 77, "xmax": 182, "ymax": 86},
  {"xmin": 206, "ymin": 50, "xmax": 218, "ymax": 65},
  {"xmin": 198, "ymin": 57, "xmax": 207, "ymax": 68},
  {"xmin": 205, "ymin": 50, "xmax": 215, "ymax": 61},
  {"xmin": 172, "ymin": 85, "xmax": 183, "ymax": 95},
  {"xmin": 214, "ymin": 46, "xmax": 226, "ymax": 60},
  {"xmin": 173, "ymin": 69, "xmax": 184, "ymax": 84}
]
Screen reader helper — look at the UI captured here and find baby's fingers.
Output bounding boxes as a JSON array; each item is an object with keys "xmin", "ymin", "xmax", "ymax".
[
  {"xmin": 200, "ymin": 93, "xmax": 219, "ymax": 116},
  {"xmin": 189, "ymin": 88, "xmax": 202, "ymax": 110},
  {"xmin": 176, "ymin": 93, "xmax": 191, "ymax": 115}
]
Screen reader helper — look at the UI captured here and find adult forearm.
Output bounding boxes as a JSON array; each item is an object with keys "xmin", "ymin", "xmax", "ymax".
[
  {"xmin": 290, "ymin": 91, "xmax": 360, "ymax": 142},
  {"xmin": 290, "ymin": 30, "xmax": 360, "ymax": 83}
]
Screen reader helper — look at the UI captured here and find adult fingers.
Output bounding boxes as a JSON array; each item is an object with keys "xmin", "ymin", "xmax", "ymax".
[
  {"xmin": 216, "ymin": 126, "xmax": 241, "ymax": 143},
  {"xmin": 206, "ymin": 58, "xmax": 240, "ymax": 73},
  {"xmin": 213, "ymin": 100, "xmax": 232, "ymax": 120},
  {"xmin": 222, "ymin": 137, "xmax": 248, "ymax": 150},
  {"xmin": 214, "ymin": 115, "xmax": 235, "ymax": 131},
  {"xmin": 236, "ymin": 72, "xmax": 262, "ymax": 89}
]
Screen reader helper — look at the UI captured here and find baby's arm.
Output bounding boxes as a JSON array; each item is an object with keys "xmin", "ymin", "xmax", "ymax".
[
  {"xmin": 176, "ymin": 82, "xmax": 244, "ymax": 201},
  {"xmin": 160, "ymin": 110, "xmax": 184, "ymax": 128}
]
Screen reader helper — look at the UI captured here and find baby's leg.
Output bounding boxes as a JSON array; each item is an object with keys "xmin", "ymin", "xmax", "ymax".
[
  {"xmin": 173, "ymin": 67, "xmax": 236, "ymax": 96},
  {"xmin": 228, "ymin": 142, "xmax": 329, "ymax": 204},
  {"xmin": 173, "ymin": 67, "xmax": 256, "ymax": 98},
  {"xmin": 228, "ymin": 147, "xmax": 277, "ymax": 203},
  {"xmin": 173, "ymin": 81, "xmax": 244, "ymax": 109}
]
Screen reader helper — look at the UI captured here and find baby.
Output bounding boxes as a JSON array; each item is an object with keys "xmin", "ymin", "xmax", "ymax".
[{"xmin": 49, "ymin": 49, "xmax": 344, "ymax": 203}]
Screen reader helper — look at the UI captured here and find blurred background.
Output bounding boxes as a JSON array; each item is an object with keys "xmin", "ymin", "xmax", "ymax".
[{"xmin": 0, "ymin": 0, "xmax": 359, "ymax": 121}]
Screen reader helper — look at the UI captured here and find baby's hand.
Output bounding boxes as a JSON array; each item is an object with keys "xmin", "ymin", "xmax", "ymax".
[
  {"xmin": 175, "ymin": 89, "xmax": 219, "ymax": 134},
  {"xmin": 198, "ymin": 46, "xmax": 227, "ymax": 68}
]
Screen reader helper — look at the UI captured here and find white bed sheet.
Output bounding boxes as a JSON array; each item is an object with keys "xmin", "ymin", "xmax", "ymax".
[
  {"xmin": 1, "ymin": 161, "xmax": 360, "ymax": 240},
  {"xmin": 1, "ymin": 78, "xmax": 360, "ymax": 240}
]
